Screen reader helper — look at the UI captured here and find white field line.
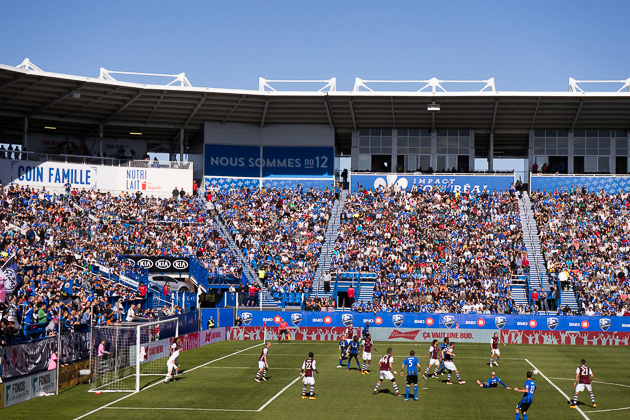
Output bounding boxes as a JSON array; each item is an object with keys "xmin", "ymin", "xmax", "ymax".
[
  {"xmin": 74, "ymin": 343, "xmax": 263, "ymax": 420},
  {"xmin": 547, "ymin": 377, "xmax": 630, "ymax": 388},
  {"xmin": 586, "ymin": 407, "xmax": 630, "ymax": 414},
  {"xmin": 524, "ymin": 358, "xmax": 590, "ymax": 420},
  {"xmin": 106, "ymin": 407, "xmax": 257, "ymax": 412},
  {"xmin": 257, "ymin": 376, "xmax": 302, "ymax": 412}
]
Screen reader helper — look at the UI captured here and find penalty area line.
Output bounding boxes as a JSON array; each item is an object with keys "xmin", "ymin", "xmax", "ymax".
[
  {"xmin": 74, "ymin": 342, "xmax": 264, "ymax": 420},
  {"xmin": 524, "ymin": 359, "xmax": 590, "ymax": 420},
  {"xmin": 106, "ymin": 407, "xmax": 258, "ymax": 412}
]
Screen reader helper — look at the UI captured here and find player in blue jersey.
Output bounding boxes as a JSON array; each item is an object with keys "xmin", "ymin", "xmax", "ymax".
[
  {"xmin": 400, "ymin": 350, "xmax": 421, "ymax": 401},
  {"xmin": 514, "ymin": 371, "xmax": 536, "ymax": 420},
  {"xmin": 338, "ymin": 334, "xmax": 349, "ymax": 367},
  {"xmin": 477, "ymin": 371, "xmax": 511, "ymax": 389},
  {"xmin": 436, "ymin": 337, "xmax": 450, "ymax": 375},
  {"xmin": 346, "ymin": 335, "xmax": 362, "ymax": 371},
  {"xmin": 362, "ymin": 321, "xmax": 370, "ymax": 339}
]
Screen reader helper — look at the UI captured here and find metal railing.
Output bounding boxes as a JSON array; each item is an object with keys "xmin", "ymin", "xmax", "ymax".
[{"xmin": 1, "ymin": 151, "xmax": 192, "ymax": 169}]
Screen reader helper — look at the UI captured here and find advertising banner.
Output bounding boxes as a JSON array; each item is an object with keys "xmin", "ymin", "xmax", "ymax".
[
  {"xmin": 351, "ymin": 173, "xmax": 514, "ymax": 193},
  {"xmin": 531, "ymin": 175, "xmax": 630, "ymax": 194},
  {"xmin": 235, "ymin": 310, "xmax": 630, "ymax": 333},
  {"xmin": 201, "ymin": 327, "xmax": 226, "ymax": 346},
  {"xmin": 122, "ymin": 256, "xmax": 190, "ymax": 273},
  {"xmin": 370, "ymin": 328, "xmax": 496, "ymax": 343},
  {"xmin": 59, "ymin": 359, "xmax": 90, "ymax": 390},
  {"xmin": 204, "ymin": 176, "xmax": 335, "ymax": 191},
  {"xmin": 204, "ymin": 145, "xmax": 261, "ymax": 177},
  {"xmin": 4, "ymin": 376, "xmax": 30, "ymax": 407},
  {"xmin": 500, "ymin": 330, "xmax": 630, "ymax": 346},
  {"xmin": 227, "ymin": 326, "xmax": 351, "ymax": 341},
  {"xmin": 31, "ymin": 370, "xmax": 56, "ymax": 396}
]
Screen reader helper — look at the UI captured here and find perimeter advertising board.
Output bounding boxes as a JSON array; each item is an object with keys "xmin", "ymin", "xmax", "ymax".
[
  {"xmin": 351, "ymin": 173, "xmax": 514, "ymax": 193},
  {"xmin": 3, "ymin": 370, "xmax": 56, "ymax": 407},
  {"xmin": 531, "ymin": 174, "xmax": 630, "ymax": 194}
]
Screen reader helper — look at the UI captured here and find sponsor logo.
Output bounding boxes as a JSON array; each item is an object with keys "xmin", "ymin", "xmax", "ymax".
[
  {"xmin": 241, "ymin": 312, "xmax": 253, "ymax": 326},
  {"xmin": 494, "ymin": 316, "xmax": 507, "ymax": 329},
  {"xmin": 440, "ymin": 315, "xmax": 457, "ymax": 329},
  {"xmin": 477, "ymin": 319, "xmax": 485, "ymax": 327},
  {"xmin": 155, "ymin": 259, "xmax": 171, "ymax": 270},
  {"xmin": 547, "ymin": 317, "xmax": 559, "ymax": 331},
  {"xmin": 324, "ymin": 316, "xmax": 332, "ymax": 324},
  {"xmin": 581, "ymin": 320, "xmax": 589, "ymax": 329},
  {"xmin": 529, "ymin": 320, "xmax": 537, "ymax": 328},
  {"xmin": 341, "ymin": 313, "xmax": 354, "ymax": 327},
  {"xmin": 426, "ymin": 317, "xmax": 434, "ymax": 326},
  {"xmin": 374, "ymin": 316, "xmax": 383, "ymax": 325},
  {"xmin": 291, "ymin": 313, "xmax": 303, "ymax": 327},
  {"xmin": 388, "ymin": 329, "xmax": 420, "ymax": 340},
  {"xmin": 392, "ymin": 314, "xmax": 404, "ymax": 327},
  {"xmin": 137, "ymin": 258, "xmax": 154, "ymax": 269},
  {"xmin": 274, "ymin": 315, "xmax": 282, "ymax": 324},
  {"xmin": 312, "ymin": 318, "xmax": 323, "ymax": 323},
  {"xmin": 125, "ymin": 258, "xmax": 136, "ymax": 267},
  {"xmin": 173, "ymin": 259, "xmax": 189, "ymax": 270},
  {"xmin": 599, "ymin": 318, "xmax": 611, "ymax": 332}
]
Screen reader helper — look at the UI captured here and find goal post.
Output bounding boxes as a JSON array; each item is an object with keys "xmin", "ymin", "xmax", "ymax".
[{"xmin": 89, "ymin": 317, "xmax": 179, "ymax": 392}]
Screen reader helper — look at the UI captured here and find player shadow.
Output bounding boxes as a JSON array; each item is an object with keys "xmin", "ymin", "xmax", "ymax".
[
  {"xmin": 566, "ymin": 400, "xmax": 594, "ymax": 408},
  {"xmin": 373, "ymin": 389, "xmax": 396, "ymax": 396}
]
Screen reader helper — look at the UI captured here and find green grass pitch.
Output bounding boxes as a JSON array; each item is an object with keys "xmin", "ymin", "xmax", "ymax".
[{"xmin": 5, "ymin": 340, "xmax": 629, "ymax": 420}]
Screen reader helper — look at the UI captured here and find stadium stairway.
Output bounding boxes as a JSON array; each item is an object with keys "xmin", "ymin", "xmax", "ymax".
[
  {"xmin": 313, "ymin": 189, "xmax": 348, "ymax": 299},
  {"xmin": 518, "ymin": 192, "xmax": 551, "ymax": 297},
  {"xmin": 510, "ymin": 275, "xmax": 529, "ymax": 308}
]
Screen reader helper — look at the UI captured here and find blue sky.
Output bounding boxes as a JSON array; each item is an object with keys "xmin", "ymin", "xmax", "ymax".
[{"xmin": 1, "ymin": 0, "xmax": 629, "ymax": 92}]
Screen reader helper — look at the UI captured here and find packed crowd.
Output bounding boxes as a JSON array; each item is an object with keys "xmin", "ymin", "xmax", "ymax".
[
  {"xmin": 332, "ymin": 187, "xmax": 528, "ymax": 314},
  {"xmin": 0, "ymin": 185, "xmax": 235, "ymax": 346},
  {"xmin": 531, "ymin": 187, "xmax": 630, "ymax": 316},
  {"xmin": 212, "ymin": 185, "xmax": 336, "ymax": 295}
]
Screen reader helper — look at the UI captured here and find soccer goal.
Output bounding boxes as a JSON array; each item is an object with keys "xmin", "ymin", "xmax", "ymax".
[{"xmin": 89, "ymin": 318, "xmax": 179, "ymax": 392}]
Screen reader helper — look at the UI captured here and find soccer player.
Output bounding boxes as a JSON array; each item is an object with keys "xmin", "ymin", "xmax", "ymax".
[
  {"xmin": 489, "ymin": 332, "xmax": 505, "ymax": 366},
  {"xmin": 571, "ymin": 359, "xmax": 596, "ymax": 408},
  {"xmin": 278, "ymin": 318, "xmax": 290, "ymax": 342},
  {"xmin": 170, "ymin": 337, "xmax": 181, "ymax": 376},
  {"xmin": 436, "ymin": 337, "xmax": 450, "ymax": 375},
  {"xmin": 338, "ymin": 334, "xmax": 350, "ymax": 367},
  {"xmin": 345, "ymin": 322, "xmax": 354, "ymax": 344},
  {"xmin": 423, "ymin": 339, "xmax": 440, "ymax": 379},
  {"xmin": 255, "ymin": 342, "xmax": 271, "ymax": 382},
  {"xmin": 443, "ymin": 343, "xmax": 465, "ymax": 385},
  {"xmin": 400, "ymin": 350, "xmax": 421, "ymax": 401},
  {"xmin": 164, "ymin": 342, "xmax": 181, "ymax": 383},
  {"xmin": 362, "ymin": 321, "xmax": 370, "ymax": 339},
  {"xmin": 361, "ymin": 333, "xmax": 378, "ymax": 373},
  {"xmin": 300, "ymin": 351, "xmax": 319, "ymax": 400},
  {"xmin": 477, "ymin": 371, "xmax": 511, "ymax": 389},
  {"xmin": 346, "ymin": 335, "xmax": 361, "ymax": 371},
  {"xmin": 514, "ymin": 371, "xmax": 536, "ymax": 420},
  {"xmin": 373, "ymin": 348, "xmax": 400, "ymax": 397}
]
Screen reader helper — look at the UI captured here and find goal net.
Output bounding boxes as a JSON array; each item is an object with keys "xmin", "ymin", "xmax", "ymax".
[{"xmin": 89, "ymin": 318, "xmax": 179, "ymax": 392}]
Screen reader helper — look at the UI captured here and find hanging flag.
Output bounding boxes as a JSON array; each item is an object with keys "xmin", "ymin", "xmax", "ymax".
[
  {"xmin": 0, "ymin": 254, "xmax": 23, "ymax": 295},
  {"xmin": 61, "ymin": 277, "xmax": 74, "ymax": 296}
]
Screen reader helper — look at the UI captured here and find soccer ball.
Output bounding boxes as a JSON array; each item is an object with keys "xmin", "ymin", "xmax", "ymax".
[{"xmin": 533, "ymin": 369, "xmax": 539, "ymax": 375}]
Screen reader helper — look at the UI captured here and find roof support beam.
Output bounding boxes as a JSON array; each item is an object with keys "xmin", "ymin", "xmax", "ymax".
[
  {"xmin": 349, "ymin": 99, "xmax": 357, "ymax": 131},
  {"xmin": 323, "ymin": 94, "xmax": 335, "ymax": 128},
  {"xmin": 27, "ymin": 83, "xmax": 85, "ymax": 118},
  {"xmin": 0, "ymin": 74, "xmax": 25, "ymax": 90},
  {"xmin": 260, "ymin": 98, "xmax": 269, "ymax": 128},
  {"xmin": 390, "ymin": 97, "xmax": 396, "ymax": 128},
  {"xmin": 490, "ymin": 99, "xmax": 499, "ymax": 133},
  {"xmin": 182, "ymin": 93, "xmax": 207, "ymax": 128},
  {"xmin": 570, "ymin": 99, "xmax": 584, "ymax": 132},
  {"xmin": 431, "ymin": 112, "xmax": 435, "ymax": 132},
  {"xmin": 222, "ymin": 95, "xmax": 246, "ymax": 124},
  {"xmin": 145, "ymin": 90, "xmax": 168, "ymax": 124},
  {"xmin": 81, "ymin": 89, "xmax": 144, "ymax": 139},
  {"xmin": 530, "ymin": 97, "xmax": 541, "ymax": 130}
]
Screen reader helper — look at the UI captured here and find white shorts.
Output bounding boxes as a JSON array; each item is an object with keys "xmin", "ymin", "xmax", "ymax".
[
  {"xmin": 491, "ymin": 349, "xmax": 501, "ymax": 356},
  {"xmin": 258, "ymin": 361, "xmax": 266, "ymax": 370},
  {"xmin": 302, "ymin": 376, "xmax": 315, "ymax": 385},
  {"xmin": 363, "ymin": 351, "xmax": 372, "ymax": 361},
  {"xmin": 429, "ymin": 358, "xmax": 439, "ymax": 366},
  {"xmin": 167, "ymin": 360, "xmax": 174, "ymax": 371},
  {"xmin": 379, "ymin": 370, "xmax": 395, "ymax": 381},
  {"xmin": 443, "ymin": 361, "xmax": 457, "ymax": 371},
  {"xmin": 575, "ymin": 383, "xmax": 592, "ymax": 392}
]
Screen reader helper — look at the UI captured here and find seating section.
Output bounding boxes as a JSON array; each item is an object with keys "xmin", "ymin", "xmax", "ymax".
[{"xmin": 531, "ymin": 188, "xmax": 630, "ymax": 316}]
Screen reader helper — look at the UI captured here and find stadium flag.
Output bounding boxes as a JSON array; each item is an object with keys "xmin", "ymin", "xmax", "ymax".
[
  {"xmin": 61, "ymin": 277, "xmax": 74, "ymax": 296},
  {"xmin": 263, "ymin": 321, "xmax": 267, "ymax": 343},
  {"xmin": 0, "ymin": 254, "xmax": 23, "ymax": 295}
]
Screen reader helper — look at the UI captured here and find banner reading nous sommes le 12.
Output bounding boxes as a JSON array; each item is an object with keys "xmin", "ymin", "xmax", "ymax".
[{"xmin": 204, "ymin": 144, "xmax": 334, "ymax": 177}]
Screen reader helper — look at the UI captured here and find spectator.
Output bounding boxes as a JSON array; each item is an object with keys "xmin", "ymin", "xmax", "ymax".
[{"xmin": 172, "ymin": 186, "xmax": 179, "ymax": 201}]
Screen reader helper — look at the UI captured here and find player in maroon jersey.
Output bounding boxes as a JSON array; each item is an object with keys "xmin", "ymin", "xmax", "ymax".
[
  {"xmin": 489, "ymin": 332, "xmax": 505, "ymax": 366},
  {"xmin": 372, "ymin": 348, "xmax": 400, "ymax": 396},
  {"xmin": 255, "ymin": 342, "xmax": 271, "ymax": 382},
  {"xmin": 345, "ymin": 322, "xmax": 354, "ymax": 344},
  {"xmin": 300, "ymin": 351, "xmax": 319, "ymax": 399},
  {"xmin": 423, "ymin": 339, "xmax": 440, "ymax": 379},
  {"xmin": 361, "ymin": 333, "xmax": 378, "ymax": 374},
  {"xmin": 571, "ymin": 359, "xmax": 596, "ymax": 408}
]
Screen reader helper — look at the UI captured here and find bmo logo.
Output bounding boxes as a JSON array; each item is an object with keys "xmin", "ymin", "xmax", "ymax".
[
  {"xmin": 138, "ymin": 259, "xmax": 153, "ymax": 269},
  {"xmin": 581, "ymin": 320, "xmax": 590, "ymax": 329},
  {"xmin": 155, "ymin": 259, "xmax": 171, "ymax": 270},
  {"xmin": 374, "ymin": 316, "xmax": 383, "ymax": 325},
  {"xmin": 426, "ymin": 317, "xmax": 434, "ymax": 326},
  {"xmin": 477, "ymin": 319, "xmax": 485, "ymax": 327},
  {"xmin": 324, "ymin": 316, "xmax": 332, "ymax": 324},
  {"xmin": 173, "ymin": 259, "xmax": 189, "ymax": 270},
  {"xmin": 529, "ymin": 320, "xmax": 537, "ymax": 328},
  {"xmin": 274, "ymin": 316, "xmax": 282, "ymax": 324}
]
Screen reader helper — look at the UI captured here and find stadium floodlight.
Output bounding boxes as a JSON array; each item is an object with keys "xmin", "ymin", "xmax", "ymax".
[{"xmin": 427, "ymin": 102, "xmax": 441, "ymax": 112}]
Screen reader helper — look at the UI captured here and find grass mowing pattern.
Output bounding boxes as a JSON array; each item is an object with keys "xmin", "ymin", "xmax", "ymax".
[{"xmin": 4, "ymin": 340, "xmax": 629, "ymax": 420}]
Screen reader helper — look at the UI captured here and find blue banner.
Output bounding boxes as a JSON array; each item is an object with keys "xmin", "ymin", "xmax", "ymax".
[
  {"xmin": 204, "ymin": 144, "xmax": 260, "ymax": 177},
  {"xmin": 235, "ymin": 310, "xmax": 629, "ymax": 333},
  {"xmin": 261, "ymin": 146, "xmax": 333, "ymax": 177},
  {"xmin": 351, "ymin": 174, "xmax": 514, "ymax": 193},
  {"xmin": 531, "ymin": 175, "xmax": 630, "ymax": 194},
  {"xmin": 204, "ymin": 176, "xmax": 334, "ymax": 191}
]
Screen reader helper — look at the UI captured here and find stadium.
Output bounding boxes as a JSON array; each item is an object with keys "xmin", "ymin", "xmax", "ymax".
[{"xmin": 0, "ymin": 58, "xmax": 629, "ymax": 420}]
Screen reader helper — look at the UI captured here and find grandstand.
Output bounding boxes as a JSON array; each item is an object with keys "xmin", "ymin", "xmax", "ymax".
[{"xmin": 1, "ymin": 61, "xmax": 629, "ymax": 411}]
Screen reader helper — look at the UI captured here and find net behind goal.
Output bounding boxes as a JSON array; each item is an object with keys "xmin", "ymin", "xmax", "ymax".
[{"xmin": 89, "ymin": 318, "xmax": 179, "ymax": 392}]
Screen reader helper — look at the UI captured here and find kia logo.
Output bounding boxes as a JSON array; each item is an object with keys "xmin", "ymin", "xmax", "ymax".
[
  {"xmin": 156, "ymin": 259, "xmax": 171, "ymax": 270},
  {"xmin": 138, "ymin": 259, "xmax": 154, "ymax": 269},
  {"xmin": 173, "ymin": 259, "xmax": 189, "ymax": 270}
]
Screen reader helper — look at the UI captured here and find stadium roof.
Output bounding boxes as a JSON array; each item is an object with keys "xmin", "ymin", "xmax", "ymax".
[{"xmin": 1, "ymin": 60, "xmax": 629, "ymax": 156}]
